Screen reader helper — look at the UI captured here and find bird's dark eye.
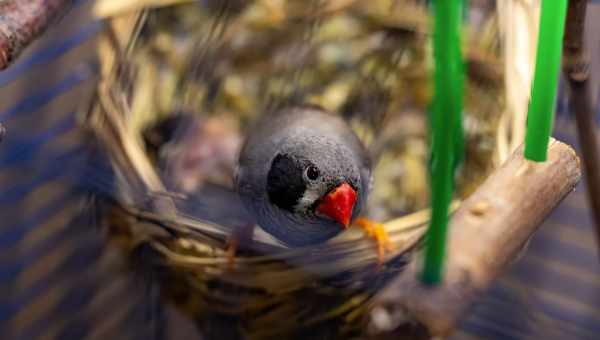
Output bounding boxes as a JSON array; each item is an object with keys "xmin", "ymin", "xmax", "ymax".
[{"xmin": 305, "ymin": 165, "xmax": 320, "ymax": 180}]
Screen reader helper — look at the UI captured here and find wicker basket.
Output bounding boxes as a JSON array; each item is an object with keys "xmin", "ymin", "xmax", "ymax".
[{"xmin": 85, "ymin": 1, "xmax": 523, "ymax": 338}]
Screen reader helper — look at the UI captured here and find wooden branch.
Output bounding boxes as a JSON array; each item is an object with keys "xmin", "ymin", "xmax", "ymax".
[
  {"xmin": 562, "ymin": 0, "xmax": 600, "ymax": 255},
  {"xmin": 0, "ymin": 0, "xmax": 73, "ymax": 70},
  {"xmin": 563, "ymin": 0, "xmax": 586, "ymax": 52},
  {"xmin": 366, "ymin": 139, "xmax": 581, "ymax": 339}
]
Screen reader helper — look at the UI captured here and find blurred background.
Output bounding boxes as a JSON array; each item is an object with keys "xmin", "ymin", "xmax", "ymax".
[{"xmin": 1, "ymin": 0, "xmax": 600, "ymax": 339}]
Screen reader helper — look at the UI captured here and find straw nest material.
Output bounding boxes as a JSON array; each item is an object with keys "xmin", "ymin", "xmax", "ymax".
[{"xmin": 85, "ymin": 1, "xmax": 526, "ymax": 338}]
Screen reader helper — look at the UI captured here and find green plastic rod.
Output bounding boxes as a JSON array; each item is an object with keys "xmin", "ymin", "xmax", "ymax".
[
  {"xmin": 524, "ymin": 0, "xmax": 568, "ymax": 162},
  {"xmin": 421, "ymin": 0, "xmax": 465, "ymax": 285}
]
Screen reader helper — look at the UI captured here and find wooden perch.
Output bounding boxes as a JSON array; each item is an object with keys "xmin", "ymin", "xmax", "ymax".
[
  {"xmin": 0, "ymin": 0, "xmax": 73, "ymax": 70},
  {"xmin": 366, "ymin": 138, "xmax": 581, "ymax": 339}
]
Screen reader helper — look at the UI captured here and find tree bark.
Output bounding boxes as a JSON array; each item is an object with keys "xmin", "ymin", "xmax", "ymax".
[
  {"xmin": 0, "ymin": 0, "xmax": 73, "ymax": 70},
  {"xmin": 366, "ymin": 139, "xmax": 581, "ymax": 339}
]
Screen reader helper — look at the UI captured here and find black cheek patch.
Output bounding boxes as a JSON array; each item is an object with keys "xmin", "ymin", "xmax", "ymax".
[{"xmin": 267, "ymin": 154, "xmax": 306, "ymax": 212}]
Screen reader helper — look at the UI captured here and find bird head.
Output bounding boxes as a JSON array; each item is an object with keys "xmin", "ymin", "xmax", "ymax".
[{"xmin": 265, "ymin": 137, "xmax": 363, "ymax": 230}]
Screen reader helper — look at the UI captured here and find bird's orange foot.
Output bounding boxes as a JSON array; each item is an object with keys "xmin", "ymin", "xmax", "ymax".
[
  {"xmin": 225, "ymin": 237, "xmax": 239, "ymax": 270},
  {"xmin": 225, "ymin": 223, "xmax": 255, "ymax": 270},
  {"xmin": 354, "ymin": 217, "xmax": 394, "ymax": 266}
]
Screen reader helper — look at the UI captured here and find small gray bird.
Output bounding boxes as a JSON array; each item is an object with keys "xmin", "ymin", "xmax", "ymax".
[{"xmin": 235, "ymin": 106, "xmax": 374, "ymax": 247}]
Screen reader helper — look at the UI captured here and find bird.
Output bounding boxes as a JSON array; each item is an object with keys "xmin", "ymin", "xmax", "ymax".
[{"xmin": 234, "ymin": 105, "xmax": 392, "ymax": 262}]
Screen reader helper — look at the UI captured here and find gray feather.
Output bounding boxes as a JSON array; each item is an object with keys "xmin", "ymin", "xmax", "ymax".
[{"xmin": 235, "ymin": 107, "xmax": 372, "ymax": 246}]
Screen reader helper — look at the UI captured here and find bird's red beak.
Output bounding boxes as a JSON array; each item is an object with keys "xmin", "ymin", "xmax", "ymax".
[{"xmin": 316, "ymin": 182, "xmax": 357, "ymax": 228}]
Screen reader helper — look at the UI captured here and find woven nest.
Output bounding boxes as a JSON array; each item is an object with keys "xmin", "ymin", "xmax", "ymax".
[{"xmin": 85, "ymin": 1, "xmax": 526, "ymax": 339}]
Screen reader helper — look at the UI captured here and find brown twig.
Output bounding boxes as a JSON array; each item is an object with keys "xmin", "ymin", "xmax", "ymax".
[
  {"xmin": 562, "ymin": 0, "xmax": 600, "ymax": 255},
  {"xmin": 0, "ymin": 0, "xmax": 74, "ymax": 70},
  {"xmin": 367, "ymin": 139, "xmax": 581, "ymax": 338}
]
